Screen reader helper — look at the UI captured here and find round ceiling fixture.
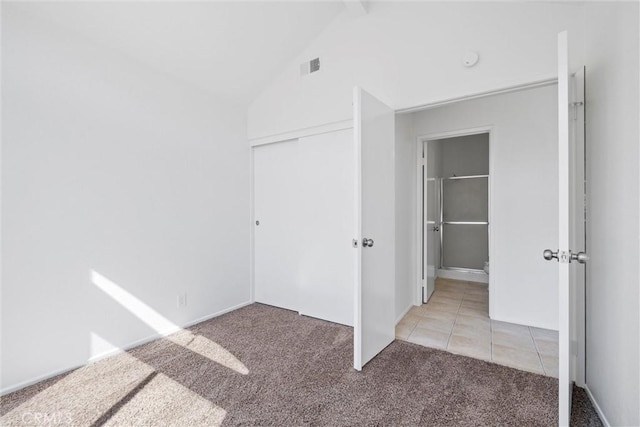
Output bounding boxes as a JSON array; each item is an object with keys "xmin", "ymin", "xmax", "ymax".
[{"xmin": 462, "ymin": 51, "xmax": 479, "ymax": 67}]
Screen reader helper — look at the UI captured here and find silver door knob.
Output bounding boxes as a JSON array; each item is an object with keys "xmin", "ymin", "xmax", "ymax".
[
  {"xmin": 362, "ymin": 238, "xmax": 374, "ymax": 248},
  {"xmin": 544, "ymin": 249, "xmax": 589, "ymax": 264},
  {"xmin": 432, "ymin": 226, "xmax": 440, "ymax": 232},
  {"xmin": 571, "ymin": 252, "xmax": 589, "ymax": 264}
]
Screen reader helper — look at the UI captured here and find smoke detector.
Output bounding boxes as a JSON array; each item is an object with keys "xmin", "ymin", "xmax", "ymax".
[{"xmin": 462, "ymin": 51, "xmax": 479, "ymax": 67}]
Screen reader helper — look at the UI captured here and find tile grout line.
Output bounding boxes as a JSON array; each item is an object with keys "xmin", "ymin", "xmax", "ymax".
[
  {"xmin": 407, "ymin": 285, "xmax": 461, "ymax": 348},
  {"xmin": 398, "ymin": 307, "xmax": 423, "ymax": 341},
  {"xmin": 444, "ymin": 290, "xmax": 464, "ymax": 350},
  {"xmin": 461, "ymin": 285, "xmax": 491, "ymax": 361},
  {"xmin": 405, "ymin": 321, "xmax": 419, "ymax": 341}
]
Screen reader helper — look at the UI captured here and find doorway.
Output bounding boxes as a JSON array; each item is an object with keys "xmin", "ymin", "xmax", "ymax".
[
  {"xmin": 422, "ymin": 132, "xmax": 490, "ymax": 304},
  {"xmin": 394, "ymin": 83, "xmax": 566, "ymax": 376}
]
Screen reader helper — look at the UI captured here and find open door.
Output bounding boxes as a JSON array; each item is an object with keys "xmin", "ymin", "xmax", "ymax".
[
  {"xmin": 424, "ymin": 161, "xmax": 438, "ymax": 303},
  {"xmin": 544, "ymin": 31, "xmax": 587, "ymax": 426},
  {"xmin": 353, "ymin": 87, "xmax": 395, "ymax": 371}
]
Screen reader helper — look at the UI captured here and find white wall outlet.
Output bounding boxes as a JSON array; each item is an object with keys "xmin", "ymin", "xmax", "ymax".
[{"xmin": 177, "ymin": 293, "xmax": 187, "ymax": 308}]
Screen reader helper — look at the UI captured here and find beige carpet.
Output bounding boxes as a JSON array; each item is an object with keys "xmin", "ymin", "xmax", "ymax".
[{"xmin": 1, "ymin": 303, "xmax": 601, "ymax": 426}]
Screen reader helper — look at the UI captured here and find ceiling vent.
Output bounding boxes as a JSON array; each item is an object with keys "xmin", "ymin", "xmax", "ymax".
[
  {"xmin": 310, "ymin": 57, "xmax": 320, "ymax": 73},
  {"xmin": 300, "ymin": 58, "xmax": 320, "ymax": 76}
]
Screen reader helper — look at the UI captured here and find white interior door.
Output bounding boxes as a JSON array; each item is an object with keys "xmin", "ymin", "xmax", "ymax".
[
  {"xmin": 553, "ymin": 30, "xmax": 587, "ymax": 427},
  {"xmin": 253, "ymin": 140, "xmax": 300, "ymax": 311},
  {"xmin": 423, "ymin": 139, "xmax": 441, "ymax": 302},
  {"xmin": 353, "ymin": 87, "xmax": 395, "ymax": 371},
  {"xmin": 424, "ymin": 174, "xmax": 438, "ymax": 302}
]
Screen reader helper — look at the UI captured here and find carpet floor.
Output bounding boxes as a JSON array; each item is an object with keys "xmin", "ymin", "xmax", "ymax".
[{"xmin": 2, "ymin": 303, "xmax": 601, "ymax": 426}]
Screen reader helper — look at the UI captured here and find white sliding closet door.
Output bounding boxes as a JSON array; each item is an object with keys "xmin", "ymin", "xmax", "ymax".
[
  {"xmin": 253, "ymin": 140, "xmax": 300, "ymax": 311},
  {"xmin": 298, "ymin": 129, "xmax": 355, "ymax": 326},
  {"xmin": 253, "ymin": 130, "xmax": 355, "ymax": 324}
]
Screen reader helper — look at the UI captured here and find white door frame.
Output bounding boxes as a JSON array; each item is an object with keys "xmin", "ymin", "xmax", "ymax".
[
  {"xmin": 572, "ymin": 68, "xmax": 586, "ymax": 389},
  {"xmin": 415, "ymin": 126, "xmax": 494, "ymax": 312}
]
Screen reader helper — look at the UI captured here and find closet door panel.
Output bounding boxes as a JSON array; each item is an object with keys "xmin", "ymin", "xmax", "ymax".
[
  {"xmin": 297, "ymin": 129, "xmax": 355, "ymax": 326},
  {"xmin": 253, "ymin": 140, "xmax": 300, "ymax": 311}
]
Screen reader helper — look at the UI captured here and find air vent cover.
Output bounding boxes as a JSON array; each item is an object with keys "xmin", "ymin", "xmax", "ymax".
[
  {"xmin": 310, "ymin": 57, "xmax": 320, "ymax": 73},
  {"xmin": 300, "ymin": 58, "xmax": 321, "ymax": 76}
]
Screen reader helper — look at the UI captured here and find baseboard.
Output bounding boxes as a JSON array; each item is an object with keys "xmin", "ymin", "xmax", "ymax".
[
  {"xmin": 182, "ymin": 300, "xmax": 252, "ymax": 329},
  {"xmin": 0, "ymin": 300, "xmax": 253, "ymax": 396},
  {"xmin": 489, "ymin": 312, "xmax": 557, "ymax": 331},
  {"xmin": 395, "ymin": 303, "xmax": 414, "ymax": 325},
  {"xmin": 584, "ymin": 384, "xmax": 610, "ymax": 427},
  {"xmin": 0, "ymin": 363, "xmax": 87, "ymax": 398},
  {"xmin": 437, "ymin": 269, "xmax": 489, "ymax": 284},
  {"xmin": 87, "ymin": 300, "xmax": 254, "ymax": 364}
]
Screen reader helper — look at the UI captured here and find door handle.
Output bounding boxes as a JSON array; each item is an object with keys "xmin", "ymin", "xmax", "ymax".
[
  {"xmin": 571, "ymin": 252, "xmax": 589, "ymax": 264},
  {"xmin": 432, "ymin": 226, "xmax": 440, "ymax": 232},
  {"xmin": 543, "ymin": 249, "xmax": 588, "ymax": 264},
  {"xmin": 362, "ymin": 238, "xmax": 374, "ymax": 248}
]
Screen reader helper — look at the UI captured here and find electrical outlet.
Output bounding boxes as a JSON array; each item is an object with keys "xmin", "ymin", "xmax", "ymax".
[{"xmin": 177, "ymin": 293, "xmax": 187, "ymax": 308}]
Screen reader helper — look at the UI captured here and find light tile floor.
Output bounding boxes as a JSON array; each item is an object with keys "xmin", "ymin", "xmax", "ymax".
[{"xmin": 396, "ymin": 278, "xmax": 559, "ymax": 377}]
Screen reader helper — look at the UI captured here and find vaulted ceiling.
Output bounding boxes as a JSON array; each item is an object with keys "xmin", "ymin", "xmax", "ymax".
[{"xmin": 9, "ymin": 1, "xmax": 347, "ymax": 105}]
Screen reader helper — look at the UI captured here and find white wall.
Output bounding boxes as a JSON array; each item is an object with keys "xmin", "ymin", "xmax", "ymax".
[
  {"xmin": 394, "ymin": 114, "xmax": 415, "ymax": 320},
  {"xmin": 404, "ymin": 85, "xmax": 559, "ymax": 330},
  {"xmin": 248, "ymin": 2, "xmax": 584, "ymax": 140},
  {"xmin": 582, "ymin": 2, "xmax": 639, "ymax": 425},
  {"xmin": 1, "ymin": 7, "xmax": 250, "ymax": 392}
]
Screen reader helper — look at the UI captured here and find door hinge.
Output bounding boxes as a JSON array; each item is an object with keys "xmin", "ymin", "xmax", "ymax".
[{"xmin": 571, "ymin": 101, "xmax": 584, "ymax": 120}]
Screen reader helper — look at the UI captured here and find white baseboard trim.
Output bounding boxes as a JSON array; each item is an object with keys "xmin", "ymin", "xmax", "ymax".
[
  {"xmin": 395, "ymin": 303, "xmax": 414, "ymax": 325},
  {"xmin": 0, "ymin": 364, "xmax": 86, "ymax": 398},
  {"xmin": 0, "ymin": 300, "xmax": 253, "ymax": 396},
  {"xmin": 489, "ymin": 313, "xmax": 558, "ymax": 332},
  {"xmin": 584, "ymin": 384, "xmax": 610, "ymax": 427},
  {"xmin": 437, "ymin": 269, "xmax": 489, "ymax": 284},
  {"xmin": 183, "ymin": 301, "xmax": 253, "ymax": 329}
]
